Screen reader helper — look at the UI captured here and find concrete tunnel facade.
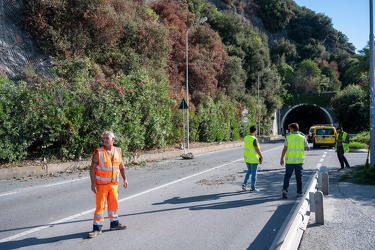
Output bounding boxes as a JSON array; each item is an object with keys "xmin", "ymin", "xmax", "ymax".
[{"xmin": 280, "ymin": 104, "xmax": 334, "ymax": 135}]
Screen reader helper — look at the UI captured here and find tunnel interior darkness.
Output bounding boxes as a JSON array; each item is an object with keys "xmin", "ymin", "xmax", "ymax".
[{"xmin": 282, "ymin": 104, "xmax": 333, "ymax": 135}]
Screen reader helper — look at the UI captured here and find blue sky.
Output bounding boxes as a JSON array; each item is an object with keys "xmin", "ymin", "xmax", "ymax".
[{"xmin": 294, "ymin": 0, "xmax": 371, "ymax": 52}]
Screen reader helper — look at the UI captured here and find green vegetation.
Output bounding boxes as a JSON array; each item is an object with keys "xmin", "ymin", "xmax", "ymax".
[
  {"xmin": 349, "ymin": 131, "xmax": 370, "ymax": 149},
  {"xmin": 341, "ymin": 132, "xmax": 373, "ymax": 184},
  {"xmin": 340, "ymin": 166, "xmax": 375, "ymax": 185},
  {"xmin": 0, "ymin": 0, "xmax": 372, "ymax": 163}
]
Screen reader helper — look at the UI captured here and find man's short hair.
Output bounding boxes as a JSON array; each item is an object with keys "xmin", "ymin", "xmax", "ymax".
[
  {"xmin": 336, "ymin": 126, "xmax": 342, "ymax": 131},
  {"xmin": 102, "ymin": 131, "xmax": 115, "ymax": 139},
  {"xmin": 250, "ymin": 125, "xmax": 257, "ymax": 133},
  {"xmin": 288, "ymin": 123, "xmax": 299, "ymax": 131}
]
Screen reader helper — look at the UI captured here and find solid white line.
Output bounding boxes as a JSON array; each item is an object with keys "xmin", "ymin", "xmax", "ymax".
[
  {"xmin": 0, "ymin": 192, "xmax": 17, "ymax": 197},
  {"xmin": 0, "ymin": 145, "xmax": 283, "ymax": 243},
  {"xmin": 0, "ymin": 209, "xmax": 95, "ymax": 243},
  {"xmin": 46, "ymin": 177, "xmax": 89, "ymax": 187}
]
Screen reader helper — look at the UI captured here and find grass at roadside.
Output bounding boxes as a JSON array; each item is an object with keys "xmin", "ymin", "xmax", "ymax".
[
  {"xmin": 339, "ymin": 165, "xmax": 375, "ymax": 185},
  {"xmin": 349, "ymin": 142, "xmax": 368, "ymax": 149}
]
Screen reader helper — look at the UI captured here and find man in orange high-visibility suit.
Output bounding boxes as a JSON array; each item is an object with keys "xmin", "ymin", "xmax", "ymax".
[{"xmin": 88, "ymin": 131, "xmax": 128, "ymax": 238}]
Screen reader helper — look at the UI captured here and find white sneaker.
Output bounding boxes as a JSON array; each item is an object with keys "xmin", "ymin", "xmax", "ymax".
[{"xmin": 250, "ymin": 188, "xmax": 260, "ymax": 192}]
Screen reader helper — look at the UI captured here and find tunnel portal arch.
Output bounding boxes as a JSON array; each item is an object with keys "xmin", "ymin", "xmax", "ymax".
[{"xmin": 281, "ymin": 104, "xmax": 334, "ymax": 135}]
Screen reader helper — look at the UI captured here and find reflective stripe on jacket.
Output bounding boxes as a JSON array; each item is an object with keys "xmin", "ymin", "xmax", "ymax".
[
  {"xmin": 244, "ymin": 135, "xmax": 260, "ymax": 163},
  {"xmin": 335, "ymin": 132, "xmax": 350, "ymax": 153},
  {"xmin": 285, "ymin": 133, "xmax": 305, "ymax": 164},
  {"xmin": 94, "ymin": 146, "xmax": 122, "ymax": 185}
]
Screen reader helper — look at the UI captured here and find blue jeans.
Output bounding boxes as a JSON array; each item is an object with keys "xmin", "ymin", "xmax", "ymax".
[
  {"xmin": 283, "ymin": 164, "xmax": 303, "ymax": 194},
  {"xmin": 243, "ymin": 163, "xmax": 258, "ymax": 189}
]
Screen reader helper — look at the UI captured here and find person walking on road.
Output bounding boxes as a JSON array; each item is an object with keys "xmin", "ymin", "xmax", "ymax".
[
  {"xmin": 280, "ymin": 123, "xmax": 309, "ymax": 198},
  {"xmin": 89, "ymin": 131, "xmax": 128, "ymax": 238},
  {"xmin": 242, "ymin": 125, "xmax": 263, "ymax": 192},
  {"xmin": 335, "ymin": 126, "xmax": 350, "ymax": 169}
]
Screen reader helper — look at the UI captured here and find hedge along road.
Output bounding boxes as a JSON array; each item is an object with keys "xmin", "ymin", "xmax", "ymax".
[{"xmin": 0, "ymin": 141, "xmax": 329, "ymax": 249}]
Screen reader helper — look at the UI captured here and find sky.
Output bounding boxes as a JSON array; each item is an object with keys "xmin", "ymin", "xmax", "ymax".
[{"xmin": 294, "ymin": 0, "xmax": 371, "ymax": 52}]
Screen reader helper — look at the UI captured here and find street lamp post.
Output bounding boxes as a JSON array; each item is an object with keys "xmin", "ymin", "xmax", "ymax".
[
  {"xmin": 185, "ymin": 29, "xmax": 189, "ymax": 149},
  {"xmin": 257, "ymin": 75, "xmax": 260, "ymax": 138},
  {"xmin": 257, "ymin": 68, "xmax": 270, "ymax": 138},
  {"xmin": 370, "ymin": 0, "xmax": 375, "ymax": 166},
  {"xmin": 185, "ymin": 17, "xmax": 207, "ymax": 149}
]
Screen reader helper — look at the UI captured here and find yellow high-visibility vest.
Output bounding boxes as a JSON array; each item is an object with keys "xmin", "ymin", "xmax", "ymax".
[
  {"xmin": 244, "ymin": 135, "xmax": 260, "ymax": 163},
  {"xmin": 335, "ymin": 132, "xmax": 350, "ymax": 153},
  {"xmin": 285, "ymin": 133, "xmax": 305, "ymax": 164}
]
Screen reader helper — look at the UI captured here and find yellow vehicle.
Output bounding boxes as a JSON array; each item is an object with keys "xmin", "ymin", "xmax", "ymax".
[
  {"xmin": 307, "ymin": 126, "xmax": 316, "ymax": 143},
  {"xmin": 309, "ymin": 125, "xmax": 337, "ymax": 148}
]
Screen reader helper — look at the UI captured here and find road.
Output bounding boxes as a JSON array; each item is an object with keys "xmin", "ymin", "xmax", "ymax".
[{"xmin": 0, "ymin": 141, "xmax": 339, "ymax": 249}]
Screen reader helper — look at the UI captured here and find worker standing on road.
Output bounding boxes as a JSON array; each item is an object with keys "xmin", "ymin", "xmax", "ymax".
[
  {"xmin": 335, "ymin": 126, "xmax": 350, "ymax": 169},
  {"xmin": 280, "ymin": 123, "xmax": 309, "ymax": 198},
  {"xmin": 88, "ymin": 131, "xmax": 128, "ymax": 238},
  {"xmin": 242, "ymin": 125, "xmax": 263, "ymax": 192}
]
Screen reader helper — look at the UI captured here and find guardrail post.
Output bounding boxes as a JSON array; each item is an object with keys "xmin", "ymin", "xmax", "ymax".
[
  {"xmin": 309, "ymin": 192, "xmax": 315, "ymax": 212},
  {"xmin": 317, "ymin": 165, "xmax": 328, "ymax": 189},
  {"xmin": 321, "ymin": 172, "xmax": 329, "ymax": 195},
  {"xmin": 315, "ymin": 190, "xmax": 324, "ymax": 225}
]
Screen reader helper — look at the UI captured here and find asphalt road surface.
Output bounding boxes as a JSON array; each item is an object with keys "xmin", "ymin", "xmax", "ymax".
[{"xmin": 0, "ymin": 141, "xmax": 342, "ymax": 249}]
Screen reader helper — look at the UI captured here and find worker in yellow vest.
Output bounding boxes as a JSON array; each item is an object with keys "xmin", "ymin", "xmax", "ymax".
[
  {"xmin": 280, "ymin": 123, "xmax": 309, "ymax": 198},
  {"xmin": 89, "ymin": 131, "xmax": 128, "ymax": 238},
  {"xmin": 242, "ymin": 125, "xmax": 263, "ymax": 192},
  {"xmin": 335, "ymin": 126, "xmax": 350, "ymax": 169}
]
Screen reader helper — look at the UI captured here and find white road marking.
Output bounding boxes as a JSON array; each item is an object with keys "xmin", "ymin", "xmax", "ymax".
[
  {"xmin": 0, "ymin": 192, "xmax": 17, "ymax": 197},
  {"xmin": 46, "ymin": 177, "xmax": 89, "ymax": 187},
  {"xmin": 0, "ymin": 146, "xmax": 283, "ymax": 243}
]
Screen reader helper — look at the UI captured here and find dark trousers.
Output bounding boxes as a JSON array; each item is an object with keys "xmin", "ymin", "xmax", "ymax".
[
  {"xmin": 283, "ymin": 164, "xmax": 303, "ymax": 194},
  {"xmin": 337, "ymin": 146, "xmax": 349, "ymax": 168}
]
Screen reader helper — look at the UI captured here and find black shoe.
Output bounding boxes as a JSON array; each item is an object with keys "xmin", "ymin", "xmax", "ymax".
[
  {"xmin": 346, "ymin": 166, "xmax": 351, "ymax": 168},
  {"xmin": 110, "ymin": 221, "xmax": 127, "ymax": 230},
  {"xmin": 88, "ymin": 225, "xmax": 102, "ymax": 238},
  {"xmin": 88, "ymin": 230, "xmax": 101, "ymax": 238},
  {"xmin": 282, "ymin": 190, "xmax": 288, "ymax": 198}
]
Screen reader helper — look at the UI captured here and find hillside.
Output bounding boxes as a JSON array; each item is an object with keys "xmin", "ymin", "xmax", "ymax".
[
  {"xmin": 0, "ymin": 0, "xmax": 356, "ymax": 84},
  {"xmin": 0, "ymin": 0, "xmax": 52, "ymax": 81},
  {"xmin": 0, "ymin": 0, "xmax": 369, "ymax": 163}
]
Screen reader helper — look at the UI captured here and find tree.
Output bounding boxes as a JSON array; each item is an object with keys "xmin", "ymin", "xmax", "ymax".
[
  {"xmin": 331, "ymin": 84, "xmax": 369, "ymax": 132},
  {"xmin": 254, "ymin": 0, "xmax": 294, "ymax": 32},
  {"xmin": 294, "ymin": 59, "xmax": 321, "ymax": 95},
  {"xmin": 270, "ymin": 38, "xmax": 298, "ymax": 65},
  {"xmin": 151, "ymin": 0, "xmax": 227, "ymax": 106},
  {"xmin": 217, "ymin": 56, "xmax": 247, "ymax": 102}
]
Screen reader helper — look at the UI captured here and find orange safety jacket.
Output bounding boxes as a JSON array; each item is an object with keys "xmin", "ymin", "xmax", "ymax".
[{"xmin": 94, "ymin": 146, "xmax": 123, "ymax": 185}]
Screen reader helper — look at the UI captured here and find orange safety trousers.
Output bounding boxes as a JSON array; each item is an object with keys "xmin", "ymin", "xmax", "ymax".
[{"xmin": 93, "ymin": 183, "xmax": 119, "ymax": 225}]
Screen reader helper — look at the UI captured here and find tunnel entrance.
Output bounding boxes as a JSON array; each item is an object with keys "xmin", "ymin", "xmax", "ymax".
[{"xmin": 281, "ymin": 104, "xmax": 333, "ymax": 135}]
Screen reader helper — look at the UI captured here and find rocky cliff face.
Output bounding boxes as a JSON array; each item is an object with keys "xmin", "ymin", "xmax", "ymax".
[{"xmin": 0, "ymin": 0, "xmax": 52, "ymax": 82}]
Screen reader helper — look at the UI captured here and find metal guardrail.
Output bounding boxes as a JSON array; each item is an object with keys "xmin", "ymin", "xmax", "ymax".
[{"xmin": 269, "ymin": 171, "xmax": 319, "ymax": 250}]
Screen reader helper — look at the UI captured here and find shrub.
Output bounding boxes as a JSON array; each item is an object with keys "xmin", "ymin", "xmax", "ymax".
[
  {"xmin": 0, "ymin": 77, "xmax": 32, "ymax": 162},
  {"xmin": 350, "ymin": 131, "xmax": 370, "ymax": 145},
  {"xmin": 0, "ymin": 70, "xmax": 176, "ymax": 163}
]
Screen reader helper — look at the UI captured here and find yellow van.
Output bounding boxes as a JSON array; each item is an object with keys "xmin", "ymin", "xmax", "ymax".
[
  {"xmin": 307, "ymin": 126, "xmax": 316, "ymax": 142},
  {"xmin": 309, "ymin": 125, "xmax": 337, "ymax": 148}
]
